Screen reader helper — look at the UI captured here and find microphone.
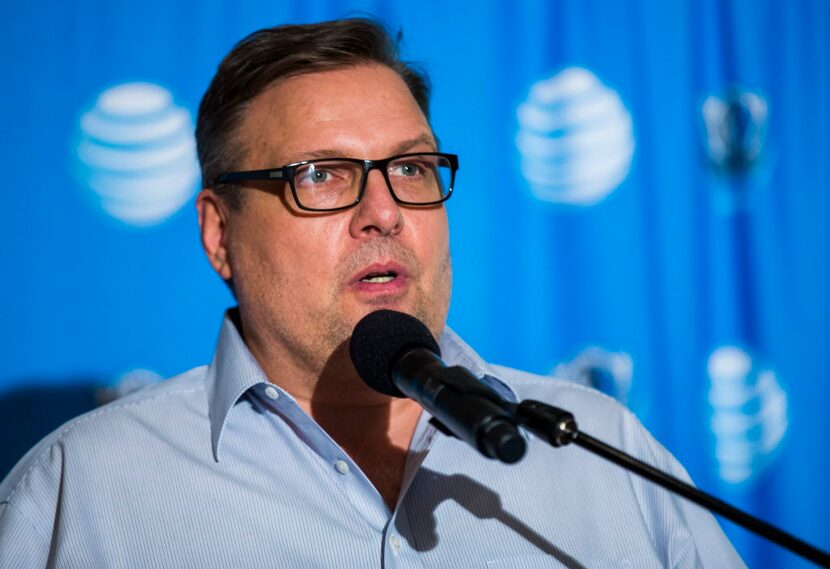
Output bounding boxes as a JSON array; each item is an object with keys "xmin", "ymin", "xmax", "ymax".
[
  {"xmin": 348, "ymin": 313, "xmax": 830, "ymax": 567},
  {"xmin": 349, "ymin": 309, "xmax": 526, "ymax": 464}
]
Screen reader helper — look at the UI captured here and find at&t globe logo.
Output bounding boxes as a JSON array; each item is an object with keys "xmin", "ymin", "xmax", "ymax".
[
  {"xmin": 708, "ymin": 346, "xmax": 788, "ymax": 484},
  {"xmin": 75, "ymin": 82, "xmax": 199, "ymax": 226},
  {"xmin": 516, "ymin": 67, "xmax": 635, "ymax": 206}
]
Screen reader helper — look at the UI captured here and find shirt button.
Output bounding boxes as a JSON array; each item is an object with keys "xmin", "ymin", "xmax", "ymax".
[
  {"xmin": 264, "ymin": 386, "xmax": 280, "ymax": 400},
  {"xmin": 335, "ymin": 460, "xmax": 350, "ymax": 475},
  {"xmin": 389, "ymin": 533, "xmax": 401, "ymax": 553}
]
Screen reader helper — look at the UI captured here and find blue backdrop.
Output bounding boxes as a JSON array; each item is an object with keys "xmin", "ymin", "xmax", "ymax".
[{"xmin": 2, "ymin": 1, "xmax": 828, "ymax": 567}]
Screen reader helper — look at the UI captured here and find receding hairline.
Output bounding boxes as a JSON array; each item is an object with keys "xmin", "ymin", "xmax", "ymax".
[{"xmin": 222, "ymin": 63, "xmax": 438, "ymax": 174}]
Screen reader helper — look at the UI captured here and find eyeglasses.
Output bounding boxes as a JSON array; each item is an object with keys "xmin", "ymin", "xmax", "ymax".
[{"xmin": 216, "ymin": 152, "xmax": 459, "ymax": 212}]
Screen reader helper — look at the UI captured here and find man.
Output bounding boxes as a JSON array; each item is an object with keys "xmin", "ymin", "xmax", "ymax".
[{"xmin": 0, "ymin": 19, "xmax": 743, "ymax": 567}]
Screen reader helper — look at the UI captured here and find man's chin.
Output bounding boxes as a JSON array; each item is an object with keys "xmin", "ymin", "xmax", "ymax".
[
  {"xmin": 345, "ymin": 288, "xmax": 409, "ymax": 312},
  {"xmin": 341, "ymin": 289, "xmax": 447, "ymax": 342}
]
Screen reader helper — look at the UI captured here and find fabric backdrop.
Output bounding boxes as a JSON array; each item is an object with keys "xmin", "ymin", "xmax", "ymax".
[{"xmin": 2, "ymin": 1, "xmax": 827, "ymax": 567}]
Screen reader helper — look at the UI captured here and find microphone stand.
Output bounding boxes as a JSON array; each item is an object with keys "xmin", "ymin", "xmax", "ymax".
[{"xmin": 514, "ymin": 400, "xmax": 830, "ymax": 568}]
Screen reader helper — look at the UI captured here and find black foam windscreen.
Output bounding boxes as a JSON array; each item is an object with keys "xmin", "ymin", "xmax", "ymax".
[{"xmin": 349, "ymin": 309, "xmax": 441, "ymax": 397}]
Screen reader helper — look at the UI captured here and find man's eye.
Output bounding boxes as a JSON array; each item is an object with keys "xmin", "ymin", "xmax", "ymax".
[
  {"xmin": 297, "ymin": 167, "xmax": 333, "ymax": 185},
  {"xmin": 312, "ymin": 170, "xmax": 331, "ymax": 183},
  {"xmin": 392, "ymin": 162, "xmax": 424, "ymax": 177}
]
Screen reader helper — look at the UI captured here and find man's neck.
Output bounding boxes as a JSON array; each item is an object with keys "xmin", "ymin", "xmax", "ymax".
[
  {"xmin": 238, "ymin": 314, "xmax": 423, "ymax": 509},
  {"xmin": 293, "ymin": 378, "xmax": 425, "ymax": 511},
  {"xmin": 308, "ymin": 395, "xmax": 423, "ymax": 510}
]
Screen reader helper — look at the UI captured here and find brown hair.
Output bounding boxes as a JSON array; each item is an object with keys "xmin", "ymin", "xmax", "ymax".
[{"xmin": 196, "ymin": 18, "xmax": 431, "ymax": 208}]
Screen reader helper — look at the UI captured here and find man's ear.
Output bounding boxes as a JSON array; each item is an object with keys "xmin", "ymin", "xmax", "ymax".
[{"xmin": 196, "ymin": 189, "xmax": 233, "ymax": 281}]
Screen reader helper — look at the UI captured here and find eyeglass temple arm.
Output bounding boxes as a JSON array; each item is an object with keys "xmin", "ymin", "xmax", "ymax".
[{"xmin": 217, "ymin": 169, "xmax": 287, "ymax": 183}]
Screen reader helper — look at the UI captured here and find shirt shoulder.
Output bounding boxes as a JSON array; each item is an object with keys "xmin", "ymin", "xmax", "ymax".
[
  {"xmin": 486, "ymin": 364, "xmax": 693, "ymax": 490},
  {"xmin": 487, "ymin": 363, "xmax": 745, "ymax": 567},
  {"xmin": 488, "ymin": 365, "xmax": 639, "ymax": 435},
  {"xmin": 0, "ymin": 365, "xmax": 208, "ymax": 503}
]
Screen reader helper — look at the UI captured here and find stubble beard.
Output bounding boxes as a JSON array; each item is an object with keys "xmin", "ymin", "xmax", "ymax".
[{"xmin": 282, "ymin": 237, "xmax": 452, "ymax": 385}]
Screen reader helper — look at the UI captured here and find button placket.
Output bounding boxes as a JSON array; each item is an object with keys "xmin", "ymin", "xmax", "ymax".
[{"xmin": 388, "ymin": 532, "xmax": 402, "ymax": 555}]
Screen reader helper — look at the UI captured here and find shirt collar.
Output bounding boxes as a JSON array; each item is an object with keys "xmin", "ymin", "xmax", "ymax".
[
  {"xmin": 206, "ymin": 309, "xmax": 519, "ymax": 462},
  {"xmin": 206, "ymin": 309, "xmax": 271, "ymax": 462},
  {"xmin": 437, "ymin": 327, "xmax": 519, "ymax": 404}
]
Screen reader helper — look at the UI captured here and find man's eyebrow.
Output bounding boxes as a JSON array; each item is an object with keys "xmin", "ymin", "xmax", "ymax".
[
  {"xmin": 286, "ymin": 134, "xmax": 438, "ymax": 163},
  {"xmin": 389, "ymin": 134, "xmax": 438, "ymax": 155}
]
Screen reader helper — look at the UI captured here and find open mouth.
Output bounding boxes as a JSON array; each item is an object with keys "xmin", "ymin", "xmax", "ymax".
[{"xmin": 360, "ymin": 271, "xmax": 397, "ymax": 284}]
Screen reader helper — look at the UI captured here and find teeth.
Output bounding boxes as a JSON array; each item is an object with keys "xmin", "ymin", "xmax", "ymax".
[{"xmin": 361, "ymin": 273, "xmax": 395, "ymax": 283}]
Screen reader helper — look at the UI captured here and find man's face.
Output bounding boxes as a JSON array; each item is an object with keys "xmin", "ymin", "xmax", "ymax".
[{"xmin": 203, "ymin": 64, "xmax": 452, "ymax": 379}]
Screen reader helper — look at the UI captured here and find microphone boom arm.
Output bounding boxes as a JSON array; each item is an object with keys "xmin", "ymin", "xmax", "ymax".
[{"xmin": 515, "ymin": 400, "xmax": 830, "ymax": 568}]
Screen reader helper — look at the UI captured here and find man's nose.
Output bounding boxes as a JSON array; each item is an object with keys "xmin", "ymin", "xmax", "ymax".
[{"xmin": 348, "ymin": 168, "xmax": 403, "ymax": 238}]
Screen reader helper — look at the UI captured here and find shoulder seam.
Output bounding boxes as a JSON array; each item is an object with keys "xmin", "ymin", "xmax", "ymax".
[
  {"xmin": 0, "ymin": 496, "xmax": 51, "ymax": 544},
  {"xmin": 495, "ymin": 368, "xmax": 633, "ymax": 404},
  {"xmin": 492, "ymin": 369, "xmax": 645, "ymax": 426}
]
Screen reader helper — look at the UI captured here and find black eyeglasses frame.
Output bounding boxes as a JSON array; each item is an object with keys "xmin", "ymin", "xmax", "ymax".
[{"xmin": 216, "ymin": 152, "xmax": 459, "ymax": 212}]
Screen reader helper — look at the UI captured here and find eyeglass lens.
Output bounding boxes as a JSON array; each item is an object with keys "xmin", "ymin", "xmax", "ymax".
[{"xmin": 292, "ymin": 154, "xmax": 452, "ymax": 210}]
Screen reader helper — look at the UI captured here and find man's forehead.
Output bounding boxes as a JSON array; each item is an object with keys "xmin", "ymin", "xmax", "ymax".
[
  {"xmin": 250, "ymin": 64, "xmax": 419, "ymax": 114},
  {"xmin": 282, "ymin": 134, "xmax": 438, "ymax": 163},
  {"xmin": 238, "ymin": 64, "xmax": 434, "ymax": 166}
]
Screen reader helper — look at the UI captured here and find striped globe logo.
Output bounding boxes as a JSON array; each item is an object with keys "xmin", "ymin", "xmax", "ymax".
[
  {"xmin": 708, "ymin": 346, "xmax": 788, "ymax": 484},
  {"xmin": 76, "ymin": 82, "xmax": 199, "ymax": 226},
  {"xmin": 516, "ymin": 67, "xmax": 634, "ymax": 205}
]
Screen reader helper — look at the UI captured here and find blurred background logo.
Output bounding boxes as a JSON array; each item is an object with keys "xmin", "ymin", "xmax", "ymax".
[
  {"xmin": 75, "ymin": 82, "xmax": 199, "ymax": 226},
  {"xmin": 701, "ymin": 88, "xmax": 768, "ymax": 175},
  {"xmin": 554, "ymin": 346, "xmax": 634, "ymax": 405},
  {"xmin": 516, "ymin": 67, "xmax": 635, "ymax": 206},
  {"xmin": 707, "ymin": 345, "xmax": 788, "ymax": 484},
  {"xmin": 96, "ymin": 367, "xmax": 164, "ymax": 406}
]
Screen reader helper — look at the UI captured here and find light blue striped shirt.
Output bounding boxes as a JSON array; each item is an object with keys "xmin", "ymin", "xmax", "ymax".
[{"xmin": 0, "ymin": 313, "xmax": 743, "ymax": 568}]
